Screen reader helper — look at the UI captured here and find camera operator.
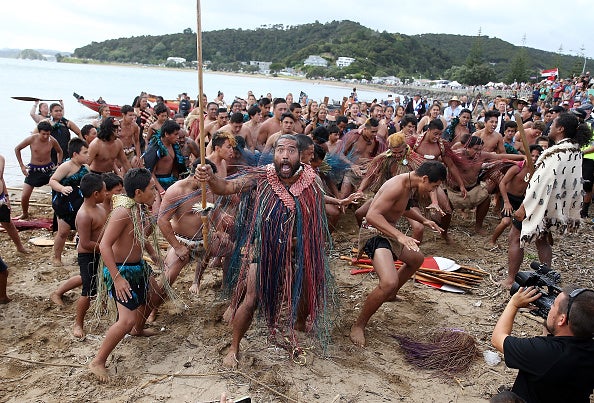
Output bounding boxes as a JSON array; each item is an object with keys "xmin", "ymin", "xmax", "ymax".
[{"xmin": 491, "ymin": 286, "xmax": 594, "ymax": 403}]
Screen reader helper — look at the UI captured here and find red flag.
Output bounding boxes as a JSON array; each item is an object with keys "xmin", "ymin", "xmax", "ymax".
[{"xmin": 541, "ymin": 68, "xmax": 558, "ymax": 78}]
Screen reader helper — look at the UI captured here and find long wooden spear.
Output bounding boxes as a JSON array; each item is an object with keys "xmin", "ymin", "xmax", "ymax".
[{"xmin": 196, "ymin": 0, "xmax": 208, "ymax": 248}]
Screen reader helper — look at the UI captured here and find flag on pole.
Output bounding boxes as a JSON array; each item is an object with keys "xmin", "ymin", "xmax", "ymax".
[{"xmin": 541, "ymin": 68, "xmax": 558, "ymax": 78}]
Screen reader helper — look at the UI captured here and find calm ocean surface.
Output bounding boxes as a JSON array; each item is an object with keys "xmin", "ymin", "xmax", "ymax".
[{"xmin": 1, "ymin": 58, "xmax": 387, "ymax": 186}]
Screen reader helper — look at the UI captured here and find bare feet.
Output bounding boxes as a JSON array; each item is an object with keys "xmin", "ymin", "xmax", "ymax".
[
  {"xmin": 222, "ymin": 350, "xmax": 239, "ymax": 368},
  {"xmin": 89, "ymin": 360, "xmax": 110, "ymax": 382},
  {"xmin": 0, "ymin": 296, "xmax": 12, "ymax": 304},
  {"xmin": 52, "ymin": 258, "xmax": 63, "ymax": 267},
  {"xmin": 441, "ymin": 232, "xmax": 453, "ymax": 245},
  {"xmin": 73, "ymin": 323, "xmax": 86, "ymax": 339},
  {"xmin": 50, "ymin": 292, "xmax": 65, "ymax": 306},
  {"xmin": 130, "ymin": 327, "xmax": 159, "ymax": 337},
  {"xmin": 499, "ymin": 279, "xmax": 513, "ymax": 289},
  {"xmin": 475, "ymin": 227, "xmax": 488, "ymax": 236},
  {"xmin": 189, "ymin": 283, "xmax": 200, "ymax": 294},
  {"xmin": 222, "ymin": 305, "xmax": 234, "ymax": 325},
  {"xmin": 146, "ymin": 309, "xmax": 157, "ymax": 323},
  {"xmin": 15, "ymin": 213, "xmax": 29, "ymax": 221},
  {"xmin": 385, "ymin": 293, "xmax": 403, "ymax": 302},
  {"xmin": 349, "ymin": 325, "xmax": 366, "ymax": 347},
  {"xmin": 17, "ymin": 247, "xmax": 32, "ymax": 254}
]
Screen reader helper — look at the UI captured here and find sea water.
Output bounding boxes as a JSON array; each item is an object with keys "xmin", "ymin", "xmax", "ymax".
[{"xmin": 0, "ymin": 58, "xmax": 389, "ymax": 185}]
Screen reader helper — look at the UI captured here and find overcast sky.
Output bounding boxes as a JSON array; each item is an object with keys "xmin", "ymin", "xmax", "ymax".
[{"xmin": 2, "ymin": 0, "xmax": 592, "ymax": 61}]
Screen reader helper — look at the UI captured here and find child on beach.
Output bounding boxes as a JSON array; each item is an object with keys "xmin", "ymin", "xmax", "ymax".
[
  {"xmin": 89, "ymin": 168, "xmax": 160, "ymax": 382},
  {"xmin": 49, "ymin": 138, "xmax": 89, "ymax": 266},
  {"xmin": 72, "ymin": 173, "xmax": 107, "ymax": 338},
  {"xmin": 49, "ymin": 172, "xmax": 123, "ymax": 306},
  {"xmin": 0, "ymin": 154, "xmax": 30, "ymax": 253},
  {"xmin": 14, "ymin": 121, "xmax": 63, "ymax": 220},
  {"xmin": 101, "ymin": 172, "xmax": 124, "ymax": 211}
]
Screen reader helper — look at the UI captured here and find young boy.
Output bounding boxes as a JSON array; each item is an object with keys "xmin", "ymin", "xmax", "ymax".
[
  {"xmin": 0, "ymin": 154, "xmax": 30, "ymax": 253},
  {"xmin": 49, "ymin": 138, "xmax": 89, "ymax": 266},
  {"xmin": 49, "ymin": 171, "xmax": 122, "ymax": 306},
  {"xmin": 489, "ymin": 144, "xmax": 544, "ymax": 247},
  {"xmin": 73, "ymin": 173, "xmax": 107, "ymax": 338},
  {"xmin": 503, "ymin": 121, "xmax": 520, "ymax": 154},
  {"xmin": 89, "ymin": 168, "xmax": 159, "ymax": 382},
  {"xmin": 14, "ymin": 121, "xmax": 63, "ymax": 219},
  {"xmin": 101, "ymin": 172, "xmax": 124, "ymax": 211},
  {"xmin": 146, "ymin": 103, "xmax": 169, "ymax": 141}
]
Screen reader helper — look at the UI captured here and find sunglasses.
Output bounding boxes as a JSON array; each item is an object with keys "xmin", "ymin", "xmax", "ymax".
[{"xmin": 566, "ymin": 288, "xmax": 592, "ymax": 322}]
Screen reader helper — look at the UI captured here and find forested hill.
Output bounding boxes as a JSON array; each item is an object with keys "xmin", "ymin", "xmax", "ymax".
[{"xmin": 72, "ymin": 20, "xmax": 586, "ymax": 83}]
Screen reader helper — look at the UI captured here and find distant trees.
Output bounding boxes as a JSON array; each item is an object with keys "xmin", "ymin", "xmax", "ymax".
[
  {"xmin": 69, "ymin": 22, "xmax": 590, "ymax": 84},
  {"xmin": 444, "ymin": 32, "xmax": 496, "ymax": 86},
  {"xmin": 19, "ymin": 49, "xmax": 44, "ymax": 60}
]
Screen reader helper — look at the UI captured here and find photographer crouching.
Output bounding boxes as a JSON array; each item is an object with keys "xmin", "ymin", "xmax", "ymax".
[{"xmin": 491, "ymin": 286, "xmax": 594, "ymax": 402}]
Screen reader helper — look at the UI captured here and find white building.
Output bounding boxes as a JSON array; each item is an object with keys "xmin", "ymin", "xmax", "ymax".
[
  {"xmin": 249, "ymin": 60, "xmax": 272, "ymax": 73},
  {"xmin": 167, "ymin": 57, "xmax": 186, "ymax": 63},
  {"xmin": 304, "ymin": 55, "xmax": 328, "ymax": 67},
  {"xmin": 336, "ymin": 57, "xmax": 355, "ymax": 68}
]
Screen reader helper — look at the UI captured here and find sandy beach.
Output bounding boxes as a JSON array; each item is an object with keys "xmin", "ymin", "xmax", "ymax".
[{"xmin": 1, "ymin": 185, "xmax": 592, "ymax": 402}]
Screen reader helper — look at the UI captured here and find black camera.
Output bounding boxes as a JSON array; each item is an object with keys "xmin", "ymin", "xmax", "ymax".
[{"xmin": 510, "ymin": 262, "xmax": 562, "ymax": 318}]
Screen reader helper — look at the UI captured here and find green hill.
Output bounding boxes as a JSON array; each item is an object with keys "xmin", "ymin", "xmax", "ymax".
[{"xmin": 72, "ymin": 20, "xmax": 590, "ymax": 84}]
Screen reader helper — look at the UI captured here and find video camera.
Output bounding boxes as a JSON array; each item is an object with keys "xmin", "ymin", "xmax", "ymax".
[{"xmin": 510, "ymin": 262, "xmax": 562, "ymax": 318}]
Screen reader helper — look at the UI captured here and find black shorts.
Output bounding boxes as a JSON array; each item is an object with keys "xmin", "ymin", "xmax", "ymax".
[
  {"xmin": 583, "ymin": 158, "xmax": 594, "ymax": 192},
  {"xmin": 57, "ymin": 212, "xmax": 76, "ymax": 229},
  {"xmin": 79, "ymin": 252, "xmax": 101, "ymax": 297},
  {"xmin": 0, "ymin": 204, "xmax": 10, "ymax": 223},
  {"xmin": 24, "ymin": 166, "xmax": 53, "ymax": 187},
  {"xmin": 512, "ymin": 218, "xmax": 522, "ymax": 231},
  {"xmin": 363, "ymin": 235, "xmax": 398, "ymax": 260},
  {"xmin": 0, "ymin": 256, "xmax": 7, "ymax": 272},
  {"xmin": 500, "ymin": 193, "xmax": 524, "ymax": 217}
]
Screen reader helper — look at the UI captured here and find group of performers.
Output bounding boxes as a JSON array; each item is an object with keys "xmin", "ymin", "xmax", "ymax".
[{"xmin": 1, "ymin": 87, "xmax": 592, "ymax": 382}]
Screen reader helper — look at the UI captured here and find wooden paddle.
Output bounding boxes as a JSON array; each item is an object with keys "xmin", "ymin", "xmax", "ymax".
[{"xmin": 11, "ymin": 96, "xmax": 61, "ymax": 102}]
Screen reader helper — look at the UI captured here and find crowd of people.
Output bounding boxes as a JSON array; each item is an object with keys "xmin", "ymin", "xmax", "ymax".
[{"xmin": 1, "ymin": 75, "xmax": 593, "ymax": 401}]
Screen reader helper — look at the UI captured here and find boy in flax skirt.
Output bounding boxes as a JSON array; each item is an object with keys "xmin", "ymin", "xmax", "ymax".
[
  {"xmin": 89, "ymin": 168, "xmax": 160, "ymax": 382},
  {"xmin": 72, "ymin": 173, "xmax": 107, "ymax": 338}
]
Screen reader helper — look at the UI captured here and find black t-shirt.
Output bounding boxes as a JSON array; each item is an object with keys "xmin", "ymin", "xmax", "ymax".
[{"xmin": 504, "ymin": 335, "xmax": 594, "ymax": 403}]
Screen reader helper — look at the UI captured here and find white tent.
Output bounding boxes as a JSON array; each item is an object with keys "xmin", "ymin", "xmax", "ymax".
[{"xmin": 449, "ymin": 80, "xmax": 462, "ymax": 87}]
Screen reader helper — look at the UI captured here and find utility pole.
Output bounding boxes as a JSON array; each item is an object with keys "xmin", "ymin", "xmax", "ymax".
[{"xmin": 580, "ymin": 45, "xmax": 587, "ymax": 75}]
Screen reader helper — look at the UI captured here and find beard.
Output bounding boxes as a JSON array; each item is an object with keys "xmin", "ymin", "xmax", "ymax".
[{"xmin": 274, "ymin": 159, "xmax": 301, "ymax": 179}]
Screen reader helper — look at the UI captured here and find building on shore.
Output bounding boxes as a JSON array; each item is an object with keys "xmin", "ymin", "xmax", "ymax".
[{"xmin": 304, "ymin": 55, "xmax": 328, "ymax": 67}]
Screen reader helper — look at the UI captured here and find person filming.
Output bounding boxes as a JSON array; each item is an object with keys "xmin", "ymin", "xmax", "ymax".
[{"xmin": 491, "ymin": 286, "xmax": 594, "ymax": 402}]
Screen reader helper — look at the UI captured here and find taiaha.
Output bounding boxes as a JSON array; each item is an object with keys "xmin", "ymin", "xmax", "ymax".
[
  {"xmin": 514, "ymin": 112, "xmax": 535, "ymax": 175},
  {"xmin": 196, "ymin": 0, "xmax": 208, "ymax": 248}
]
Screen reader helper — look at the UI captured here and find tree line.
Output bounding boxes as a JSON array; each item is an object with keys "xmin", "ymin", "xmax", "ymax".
[{"xmin": 71, "ymin": 20, "xmax": 589, "ymax": 85}]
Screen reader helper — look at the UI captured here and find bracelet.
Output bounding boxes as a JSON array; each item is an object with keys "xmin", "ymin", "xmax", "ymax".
[
  {"xmin": 113, "ymin": 271, "xmax": 121, "ymax": 280},
  {"xmin": 160, "ymin": 190, "xmax": 166, "ymax": 196}
]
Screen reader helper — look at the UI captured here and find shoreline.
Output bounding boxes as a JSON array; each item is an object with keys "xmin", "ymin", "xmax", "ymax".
[{"xmin": 59, "ymin": 59, "xmax": 483, "ymax": 102}]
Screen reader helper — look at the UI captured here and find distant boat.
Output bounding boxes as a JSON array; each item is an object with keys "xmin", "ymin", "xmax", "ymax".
[{"xmin": 73, "ymin": 92, "xmax": 123, "ymax": 117}]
